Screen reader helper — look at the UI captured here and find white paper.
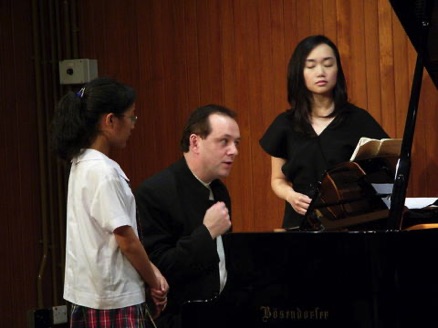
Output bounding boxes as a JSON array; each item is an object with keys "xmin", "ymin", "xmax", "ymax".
[{"xmin": 404, "ymin": 197, "xmax": 438, "ymax": 209}]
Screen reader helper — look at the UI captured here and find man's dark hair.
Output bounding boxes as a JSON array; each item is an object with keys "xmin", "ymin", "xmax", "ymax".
[{"xmin": 180, "ymin": 104, "xmax": 236, "ymax": 152}]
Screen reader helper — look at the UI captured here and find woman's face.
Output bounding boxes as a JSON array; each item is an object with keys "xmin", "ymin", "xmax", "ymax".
[{"xmin": 303, "ymin": 43, "xmax": 338, "ymax": 97}]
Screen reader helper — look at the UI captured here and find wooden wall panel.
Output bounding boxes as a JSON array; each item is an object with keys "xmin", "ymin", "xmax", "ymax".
[
  {"xmin": 363, "ymin": 0, "xmax": 381, "ymax": 121},
  {"xmin": 393, "ymin": 19, "xmax": 412, "ymax": 136},
  {"xmin": 0, "ymin": 0, "xmax": 44, "ymax": 326},
  {"xmin": 75, "ymin": 0, "xmax": 437, "ymax": 232},
  {"xmin": 2, "ymin": 1, "xmax": 438, "ymax": 326},
  {"xmin": 323, "ymin": 0, "xmax": 337, "ymax": 39},
  {"xmin": 227, "ymin": 0, "xmax": 258, "ymax": 231},
  {"xmin": 250, "ymin": 0, "xmax": 286, "ymax": 230},
  {"xmin": 350, "ymin": 2, "xmax": 368, "ymax": 107},
  {"xmin": 378, "ymin": 0, "xmax": 398, "ymax": 136},
  {"xmin": 422, "ymin": 78, "xmax": 438, "ymax": 195}
]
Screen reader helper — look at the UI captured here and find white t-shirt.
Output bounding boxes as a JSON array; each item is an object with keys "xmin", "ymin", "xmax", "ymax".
[{"xmin": 63, "ymin": 149, "xmax": 144, "ymax": 309}]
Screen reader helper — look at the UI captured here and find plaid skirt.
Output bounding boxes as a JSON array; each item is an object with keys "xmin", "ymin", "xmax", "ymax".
[{"xmin": 69, "ymin": 303, "xmax": 156, "ymax": 328}]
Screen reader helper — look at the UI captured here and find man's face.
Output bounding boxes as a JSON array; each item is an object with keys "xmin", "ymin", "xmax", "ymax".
[{"xmin": 196, "ymin": 113, "xmax": 240, "ymax": 182}]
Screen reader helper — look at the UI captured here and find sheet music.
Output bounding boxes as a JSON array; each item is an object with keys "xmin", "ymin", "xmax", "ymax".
[{"xmin": 404, "ymin": 197, "xmax": 438, "ymax": 209}]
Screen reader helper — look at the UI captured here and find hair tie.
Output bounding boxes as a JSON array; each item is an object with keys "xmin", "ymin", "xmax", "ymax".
[{"xmin": 76, "ymin": 87, "xmax": 85, "ymax": 98}]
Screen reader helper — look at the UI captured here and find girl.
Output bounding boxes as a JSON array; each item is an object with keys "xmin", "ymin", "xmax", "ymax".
[{"xmin": 51, "ymin": 77, "xmax": 168, "ymax": 327}]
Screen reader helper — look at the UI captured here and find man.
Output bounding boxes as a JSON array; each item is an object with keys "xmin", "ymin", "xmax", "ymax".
[{"xmin": 135, "ymin": 104, "xmax": 240, "ymax": 327}]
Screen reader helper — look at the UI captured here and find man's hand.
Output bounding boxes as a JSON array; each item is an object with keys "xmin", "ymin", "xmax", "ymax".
[{"xmin": 203, "ymin": 201, "xmax": 231, "ymax": 239}]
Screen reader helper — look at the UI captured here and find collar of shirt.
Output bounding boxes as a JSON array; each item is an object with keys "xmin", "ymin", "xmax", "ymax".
[
  {"xmin": 72, "ymin": 148, "xmax": 130, "ymax": 182},
  {"xmin": 192, "ymin": 172, "xmax": 213, "ymax": 200}
]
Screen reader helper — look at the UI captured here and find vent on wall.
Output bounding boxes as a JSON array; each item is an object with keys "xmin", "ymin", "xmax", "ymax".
[{"xmin": 59, "ymin": 59, "xmax": 98, "ymax": 85}]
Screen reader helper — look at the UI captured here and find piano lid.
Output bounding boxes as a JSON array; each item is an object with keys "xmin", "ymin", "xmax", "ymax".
[{"xmin": 390, "ymin": 0, "xmax": 438, "ymax": 88}]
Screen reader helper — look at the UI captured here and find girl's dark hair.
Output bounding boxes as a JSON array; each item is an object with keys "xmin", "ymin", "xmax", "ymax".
[
  {"xmin": 180, "ymin": 104, "xmax": 236, "ymax": 152},
  {"xmin": 286, "ymin": 35, "xmax": 348, "ymax": 133},
  {"xmin": 51, "ymin": 77, "xmax": 136, "ymax": 161}
]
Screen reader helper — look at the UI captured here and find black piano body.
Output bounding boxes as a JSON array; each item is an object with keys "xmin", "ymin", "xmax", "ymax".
[
  {"xmin": 182, "ymin": 230, "xmax": 438, "ymax": 328},
  {"xmin": 181, "ymin": 155, "xmax": 436, "ymax": 327},
  {"xmin": 181, "ymin": 156, "xmax": 438, "ymax": 327}
]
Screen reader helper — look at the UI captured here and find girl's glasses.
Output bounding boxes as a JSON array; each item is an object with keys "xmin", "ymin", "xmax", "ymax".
[{"xmin": 122, "ymin": 115, "xmax": 138, "ymax": 123}]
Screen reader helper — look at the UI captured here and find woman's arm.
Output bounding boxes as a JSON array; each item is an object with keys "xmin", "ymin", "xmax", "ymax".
[{"xmin": 270, "ymin": 156, "xmax": 311, "ymax": 215}]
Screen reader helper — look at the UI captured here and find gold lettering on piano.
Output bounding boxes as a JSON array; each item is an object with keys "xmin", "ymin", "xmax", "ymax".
[{"xmin": 260, "ymin": 306, "xmax": 329, "ymax": 323}]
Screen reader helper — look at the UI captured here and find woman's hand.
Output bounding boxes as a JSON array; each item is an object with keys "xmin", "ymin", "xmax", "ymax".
[
  {"xmin": 270, "ymin": 156, "xmax": 312, "ymax": 215},
  {"xmin": 286, "ymin": 189, "xmax": 312, "ymax": 215}
]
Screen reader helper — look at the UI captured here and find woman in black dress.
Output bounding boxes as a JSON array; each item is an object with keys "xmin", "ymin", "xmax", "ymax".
[{"xmin": 260, "ymin": 35, "xmax": 388, "ymax": 229}]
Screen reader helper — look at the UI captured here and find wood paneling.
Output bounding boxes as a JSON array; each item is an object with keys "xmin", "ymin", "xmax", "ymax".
[
  {"xmin": 75, "ymin": 0, "xmax": 437, "ymax": 232},
  {"xmin": 1, "ymin": 0, "xmax": 43, "ymax": 325},
  {"xmin": 1, "ymin": 1, "xmax": 437, "ymax": 326}
]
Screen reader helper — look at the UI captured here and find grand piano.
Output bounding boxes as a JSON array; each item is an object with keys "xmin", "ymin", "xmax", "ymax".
[{"xmin": 181, "ymin": 0, "xmax": 438, "ymax": 327}]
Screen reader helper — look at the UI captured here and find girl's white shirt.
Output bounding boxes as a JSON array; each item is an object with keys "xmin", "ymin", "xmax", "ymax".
[{"xmin": 63, "ymin": 149, "xmax": 144, "ymax": 309}]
